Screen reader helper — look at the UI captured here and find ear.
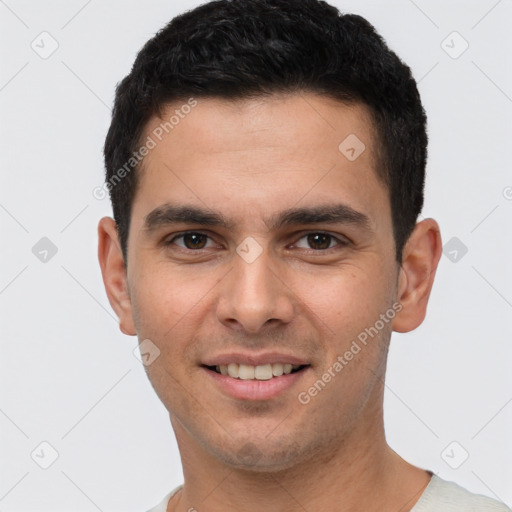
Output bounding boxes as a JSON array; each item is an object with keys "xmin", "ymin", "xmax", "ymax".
[
  {"xmin": 393, "ymin": 218, "xmax": 442, "ymax": 333},
  {"xmin": 97, "ymin": 217, "xmax": 136, "ymax": 336}
]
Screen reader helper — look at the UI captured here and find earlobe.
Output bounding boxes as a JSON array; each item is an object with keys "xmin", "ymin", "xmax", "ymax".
[
  {"xmin": 392, "ymin": 219, "xmax": 442, "ymax": 334},
  {"xmin": 97, "ymin": 217, "xmax": 137, "ymax": 336}
]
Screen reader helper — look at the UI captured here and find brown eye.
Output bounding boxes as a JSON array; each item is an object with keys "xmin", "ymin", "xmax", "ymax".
[
  {"xmin": 170, "ymin": 232, "xmax": 210, "ymax": 249},
  {"xmin": 307, "ymin": 233, "xmax": 333, "ymax": 250},
  {"xmin": 294, "ymin": 232, "xmax": 347, "ymax": 251},
  {"xmin": 183, "ymin": 233, "xmax": 207, "ymax": 249}
]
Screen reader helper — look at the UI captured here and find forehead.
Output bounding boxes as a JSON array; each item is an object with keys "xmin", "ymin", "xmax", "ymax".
[
  {"xmin": 142, "ymin": 93, "xmax": 378, "ymax": 164},
  {"xmin": 132, "ymin": 93, "xmax": 389, "ymax": 233}
]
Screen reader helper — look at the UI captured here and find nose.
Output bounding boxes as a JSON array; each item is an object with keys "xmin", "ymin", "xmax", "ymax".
[{"xmin": 215, "ymin": 246, "xmax": 294, "ymax": 334}]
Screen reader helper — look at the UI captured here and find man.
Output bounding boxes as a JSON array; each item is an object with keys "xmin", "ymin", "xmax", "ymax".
[{"xmin": 97, "ymin": 1, "xmax": 511, "ymax": 510}]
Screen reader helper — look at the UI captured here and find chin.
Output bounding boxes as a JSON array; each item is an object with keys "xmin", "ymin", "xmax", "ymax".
[{"xmin": 211, "ymin": 438, "xmax": 308, "ymax": 473}]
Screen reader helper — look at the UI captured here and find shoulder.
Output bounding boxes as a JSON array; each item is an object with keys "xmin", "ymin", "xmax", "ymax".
[
  {"xmin": 145, "ymin": 485, "xmax": 183, "ymax": 512},
  {"xmin": 413, "ymin": 474, "xmax": 511, "ymax": 512}
]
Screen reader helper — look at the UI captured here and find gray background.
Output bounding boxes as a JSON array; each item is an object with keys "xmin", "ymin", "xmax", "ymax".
[{"xmin": 0, "ymin": 1, "xmax": 511, "ymax": 510}]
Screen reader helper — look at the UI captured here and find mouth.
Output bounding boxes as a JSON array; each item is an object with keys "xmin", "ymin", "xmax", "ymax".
[
  {"xmin": 204, "ymin": 363, "xmax": 309, "ymax": 380},
  {"xmin": 200, "ymin": 352, "xmax": 312, "ymax": 401}
]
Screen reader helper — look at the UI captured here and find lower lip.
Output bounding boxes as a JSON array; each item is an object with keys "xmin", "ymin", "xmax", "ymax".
[{"xmin": 203, "ymin": 367, "xmax": 309, "ymax": 401}]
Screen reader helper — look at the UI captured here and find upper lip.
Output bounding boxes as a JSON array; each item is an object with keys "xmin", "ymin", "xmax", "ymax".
[{"xmin": 202, "ymin": 352, "xmax": 310, "ymax": 367}]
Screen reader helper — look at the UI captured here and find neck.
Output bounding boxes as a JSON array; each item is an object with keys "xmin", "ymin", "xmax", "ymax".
[{"xmin": 168, "ymin": 386, "xmax": 430, "ymax": 512}]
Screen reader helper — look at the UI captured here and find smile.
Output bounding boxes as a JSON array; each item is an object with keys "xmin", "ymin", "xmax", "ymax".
[
  {"xmin": 208, "ymin": 363, "xmax": 307, "ymax": 380},
  {"xmin": 202, "ymin": 362, "xmax": 310, "ymax": 401}
]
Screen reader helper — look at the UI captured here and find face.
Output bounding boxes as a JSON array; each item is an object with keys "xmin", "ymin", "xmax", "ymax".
[{"xmin": 113, "ymin": 94, "xmax": 404, "ymax": 470}]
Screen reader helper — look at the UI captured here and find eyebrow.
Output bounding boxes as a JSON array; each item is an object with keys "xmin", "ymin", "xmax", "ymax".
[
  {"xmin": 268, "ymin": 204, "xmax": 372, "ymax": 231},
  {"xmin": 143, "ymin": 203, "xmax": 372, "ymax": 233},
  {"xmin": 143, "ymin": 204, "xmax": 233, "ymax": 232}
]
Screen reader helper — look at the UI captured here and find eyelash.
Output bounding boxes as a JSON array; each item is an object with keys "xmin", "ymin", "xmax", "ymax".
[{"xmin": 165, "ymin": 231, "xmax": 349, "ymax": 252}]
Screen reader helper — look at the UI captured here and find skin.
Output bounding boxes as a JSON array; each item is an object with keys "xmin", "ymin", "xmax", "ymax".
[{"xmin": 98, "ymin": 93, "xmax": 442, "ymax": 511}]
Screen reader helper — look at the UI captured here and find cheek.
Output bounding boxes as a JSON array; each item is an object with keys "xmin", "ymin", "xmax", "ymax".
[
  {"xmin": 130, "ymin": 269, "xmax": 209, "ymax": 402},
  {"xmin": 288, "ymin": 260, "xmax": 393, "ymax": 339},
  {"xmin": 129, "ymin": 265, "xmax": 217, "ymax": 344},
  {"xmin": 294, "ymin": 265, "xmax": 394, "ymax": 417}
]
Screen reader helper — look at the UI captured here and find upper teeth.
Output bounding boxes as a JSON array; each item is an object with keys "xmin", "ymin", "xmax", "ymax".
[{"xmin": 215, "ymin": 363, "xmax": 301, "ymax": 380}]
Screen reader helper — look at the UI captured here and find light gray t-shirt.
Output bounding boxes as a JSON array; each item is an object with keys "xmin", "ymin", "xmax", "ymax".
[{"xmin": 146, "ymin": 474, "xmax": 511, "ymax": 512}]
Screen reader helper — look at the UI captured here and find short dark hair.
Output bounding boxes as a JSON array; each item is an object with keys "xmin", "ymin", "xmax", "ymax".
[{"xmin": 104, "ymin": 0, "xmax": 427, "ymax": 264}]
